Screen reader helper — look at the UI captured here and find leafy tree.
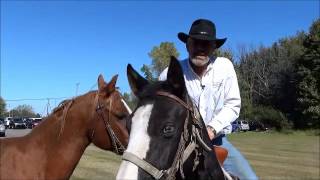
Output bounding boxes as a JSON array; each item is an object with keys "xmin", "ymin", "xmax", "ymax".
[
  {"xmin": 252, "ymin": 106, "xmax": 292, "ymax": 131},
  {"xmin": 141, "ymin": 42, "xmax": 179, "ymax": 80},
  {"xmin": 140, "ymin": 64, "xmax": 155, "ymax": 81},
  {"xmin": 9, "ymin": 104, "xmax": 38, "ymax": 118},
  {"xmin": 235, "ymin": 31, "xmax": 306, "ymax": 127},
  {"xmin": 0, "ymin": 97, "xmax": 6, "ymax": 118},
  {"xmin": 122, "ymin": 92, "xmax": 138, "ymax": 110},
  {"xmin": 214, "ymin": 48, "xmax": 235, "ymax": 62},
  {"xmin": 296, "ymin": 19, "xmax": 320, "ymax": 128}
]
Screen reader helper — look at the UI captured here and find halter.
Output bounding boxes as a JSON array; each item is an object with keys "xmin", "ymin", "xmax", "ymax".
[
  {"xmin": 122, "ymin": 91, "xmax": 213, "ymax": 180},
  {"xmin": 92, "ymin": 91, "xmax": 126, "ymax": 155}
]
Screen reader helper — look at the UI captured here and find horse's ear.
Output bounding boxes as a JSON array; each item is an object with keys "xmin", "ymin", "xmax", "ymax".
[
  {"xmin": 127, "ymin": 64, "xmax": 149, "ymax": 97},
  {"xmin": 167, "ymin": 56, "xmax": 186, "ymax": 97},
  {"xmin": 106, "ymin": 74, "xmax": 118, "ymax": 93},
  {"xmin": 98, "ymin": 74, "xmax": 107, "ymax": 92},
  {"xmin": 98, "ymin": 74, "xmax": 117, "ymax": 96}
]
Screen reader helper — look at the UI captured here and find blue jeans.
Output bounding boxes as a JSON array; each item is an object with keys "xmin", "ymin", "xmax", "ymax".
[{"xmin": 212, "ymin": 135, "xmax": 258, "ymax": 180}]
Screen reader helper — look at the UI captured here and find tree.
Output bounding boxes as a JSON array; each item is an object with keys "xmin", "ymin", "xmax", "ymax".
[
  {"xmin": 140, "ymin": 64, "xmax": 155, "ymax": 82},
  {"xmin": 9, "ymin": 104, "xmax": 38, "ymax": 118},
  {"xmin": 214, "ymin": 48, "xmax": 235, "ymax": 62},
  {"xmin": 141, "ymin": 42, "xmax": 179, "ymax": 80},
  {"xmin": 122, "ymin": 92, "xmax": 138, "ymax": 110},
  {"xmin": 0, "ymin": 97, "xmax": 6, "ymax": 118},
  {"xmin": 296, "ymin": 19, "xmax": 320, "ymax": 128}
]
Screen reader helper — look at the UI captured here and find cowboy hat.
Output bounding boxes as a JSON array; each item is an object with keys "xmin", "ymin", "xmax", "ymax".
[{"xmin": 178, "ymin": 19, "xmax": 227, "ymax": 48}]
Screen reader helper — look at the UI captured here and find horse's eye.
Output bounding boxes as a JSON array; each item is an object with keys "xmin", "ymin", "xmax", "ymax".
[{"xmin": 162, "ymin": 125, "xmax": 175, "ymax": 138}]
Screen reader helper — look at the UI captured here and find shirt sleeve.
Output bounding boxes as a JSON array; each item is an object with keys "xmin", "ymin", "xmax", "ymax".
[{"xmin": 208, "ymin": 65, "xmax": 241, "ymax": 134}]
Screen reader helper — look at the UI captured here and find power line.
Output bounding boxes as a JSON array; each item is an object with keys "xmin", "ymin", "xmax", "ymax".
[{"xmin": 4, "ymin": 97, "xmax": 70, "ymax": 102}]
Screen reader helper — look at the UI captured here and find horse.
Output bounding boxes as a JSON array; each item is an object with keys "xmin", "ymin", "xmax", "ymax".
[
  {"xmin": 0, "ymin": 74, "xmax": 131, "ymax": 180},
  {"xmin": 116, "ymin": 57, "xmax": 227, "ymax": 180}
]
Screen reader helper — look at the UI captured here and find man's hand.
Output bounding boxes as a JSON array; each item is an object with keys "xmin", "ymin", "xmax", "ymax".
[{"xmin": 207, "ymin": 126, "xmax": 216, "ymax": 140}]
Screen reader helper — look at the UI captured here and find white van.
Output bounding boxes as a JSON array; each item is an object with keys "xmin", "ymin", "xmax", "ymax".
[{"xmin": 4, "ymin": 117, "xmax": 12, "ymax": 128}]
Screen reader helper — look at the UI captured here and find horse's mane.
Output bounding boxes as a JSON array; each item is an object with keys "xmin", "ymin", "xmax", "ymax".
[
  {"xmin": 52, "ymin": 99, "xmax": 73, "ymax": 113},
  {"xmin": 50, "ymin": 91, "xmax": 97, "ymax": 138},
  {"xmin": 52, "ymin": 90, "xmax": 98, "ymax": 114}
]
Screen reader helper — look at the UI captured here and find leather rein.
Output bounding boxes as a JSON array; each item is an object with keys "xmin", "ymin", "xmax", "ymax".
[
  {"xmin": 122, "ymin": 91, "xmax": 213, "ymax": 180},
  {"xmin": 91, "ymin": 91, "xmax": 126, "ymax": 155}
]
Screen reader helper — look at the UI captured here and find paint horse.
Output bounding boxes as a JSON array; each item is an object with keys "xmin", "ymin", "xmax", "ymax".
[
  {"xmin": 0, "ymin": 74, "xmax": 130, "ymax": 180},
  {"xmin": 117, "ymin": 57, "xmax": 227, "ymax": 180}
]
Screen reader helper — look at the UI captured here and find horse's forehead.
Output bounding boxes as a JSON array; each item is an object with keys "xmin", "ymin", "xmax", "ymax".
[{"xmin": 132, "ymin": 103, "xmax": 154, "ymax": 123}]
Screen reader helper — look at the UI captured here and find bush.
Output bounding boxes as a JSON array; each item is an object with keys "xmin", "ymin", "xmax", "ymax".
[{"xmin": 250, "ymin": 106, "xmax": 292, "ymax": 131}]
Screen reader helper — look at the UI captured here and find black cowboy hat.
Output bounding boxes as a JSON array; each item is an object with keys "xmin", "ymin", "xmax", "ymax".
[{"xmin": 178, "ymin": 19, "xmax": 227, "ymax": 48}]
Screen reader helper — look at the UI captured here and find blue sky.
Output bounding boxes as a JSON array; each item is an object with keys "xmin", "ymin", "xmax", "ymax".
[{"xmin": 1, "ymin": 1, "xmax": 319, "ymax": 116}]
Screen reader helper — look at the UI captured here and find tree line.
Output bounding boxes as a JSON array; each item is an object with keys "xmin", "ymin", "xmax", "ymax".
[
  {"xmin": 123, "ymin": 19, "xmax": 319, "ymax": 130},
  {"xmin": 0, "ymin": 98, "xmax": 41, "ymax": 119}
]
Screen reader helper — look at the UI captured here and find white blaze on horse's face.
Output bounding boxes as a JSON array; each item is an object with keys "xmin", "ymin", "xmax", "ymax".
[{"xmin": 116, "ymin": 104, "xmax": 153, "ymax": 180}]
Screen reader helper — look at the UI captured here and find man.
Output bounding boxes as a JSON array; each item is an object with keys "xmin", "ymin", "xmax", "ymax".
[{"xmin": 159, "ymin": 19, "xmax": 258, "ymax": 180}]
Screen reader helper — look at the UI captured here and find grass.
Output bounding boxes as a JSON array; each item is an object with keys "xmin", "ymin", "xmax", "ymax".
[
  {"xmin": 228, "ymin": 131, "xmax": 319, "ymax": 180},
  {"xmin": 71, "ymin": 131, "xmax": 319, "ymax": 180}
]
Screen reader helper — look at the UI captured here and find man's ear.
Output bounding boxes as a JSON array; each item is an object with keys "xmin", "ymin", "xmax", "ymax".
[
  {"xmin": 127, "ymin": 64, "xmax": 149, "ymax": 98},
  {"xmin": 167, "ymin": 56, "xmax": 186, "ymax": 98}
]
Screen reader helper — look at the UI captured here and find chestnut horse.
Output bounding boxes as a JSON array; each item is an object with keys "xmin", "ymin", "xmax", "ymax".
[{"xmin": 0, "ymin": 74, "xmax": 130, "ymax": 180}]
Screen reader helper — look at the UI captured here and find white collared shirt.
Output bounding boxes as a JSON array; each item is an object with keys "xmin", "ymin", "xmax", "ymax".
[{"xmin": 159, "ymin": 57, "xmax": 241, "ymax": 134}]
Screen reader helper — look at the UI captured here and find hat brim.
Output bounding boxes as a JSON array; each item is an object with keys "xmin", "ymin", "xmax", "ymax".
[{"xmin": 178, "ymin": 32, "xmax": 227, "ymax": 48}]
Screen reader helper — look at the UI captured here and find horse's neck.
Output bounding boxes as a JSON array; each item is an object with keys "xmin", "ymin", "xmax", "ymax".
[{"xmin": 31, "ymin": 97, "xmax": 93, "ymax": 178}]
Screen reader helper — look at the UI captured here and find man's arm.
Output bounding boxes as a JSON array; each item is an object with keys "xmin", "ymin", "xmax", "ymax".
[{"xmin": 208, "ymin": 64, "xmax": 241, "ymax": 134}]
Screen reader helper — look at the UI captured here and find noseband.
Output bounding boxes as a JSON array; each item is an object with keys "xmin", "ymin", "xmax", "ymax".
[
  {"xmin": 91, "ymin": 91, "xmax": 126, "ymax": 155},
  {"xmin": 122, "ymin": 91, "xmax": 213, "ymax": 180}
]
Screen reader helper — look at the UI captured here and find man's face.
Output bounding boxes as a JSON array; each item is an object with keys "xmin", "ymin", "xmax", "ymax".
[{"xmin": 187, "ymin": 38, "xmax": 215, "ymax": 67}]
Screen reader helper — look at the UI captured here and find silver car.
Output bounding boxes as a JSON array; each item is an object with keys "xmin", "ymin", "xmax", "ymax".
[{"xmin": 0, "ymin": 121, "xmax": 6, "ymax": 137}]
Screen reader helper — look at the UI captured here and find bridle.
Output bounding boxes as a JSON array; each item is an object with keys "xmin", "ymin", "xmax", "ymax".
[
  {"xmin": 122, "ymin": 91, "xmax": 213, "ymax": 180},
  {"xmin": 91, "ymin": 91, "xmax": 126, "ymax": 155}
]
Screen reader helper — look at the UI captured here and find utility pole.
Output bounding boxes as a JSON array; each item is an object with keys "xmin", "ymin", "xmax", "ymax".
[
  {"xmin": 8, "ymin": 104, "xmax": 11, "ymax": 117},
  {"xmin": 46, "ymin": 98, "xmax": 51, "ymax": 116}
]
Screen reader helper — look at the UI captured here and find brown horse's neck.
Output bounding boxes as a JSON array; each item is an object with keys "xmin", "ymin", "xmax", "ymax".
[{"xmin": 29, "ymin": 92, "xmax": 96, "ymax": 179}]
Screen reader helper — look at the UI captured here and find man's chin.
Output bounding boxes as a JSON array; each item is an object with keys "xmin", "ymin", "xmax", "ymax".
[{"xmin": 190, "ymin": 57, "xmax": 209, "ymax": 67}]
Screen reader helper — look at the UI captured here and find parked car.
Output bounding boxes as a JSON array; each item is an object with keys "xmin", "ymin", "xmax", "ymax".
[
  {"xmin": 232, "ymin": 121, "xmax": 240, "ymax": 132},
  {"xmin": 31, "ymin": 118, "xmax": 42, "ymax": 128},
  {"xmin": 249, "ymin": 121, "xmax": 268, "ymax": 131},
  {"xmin": 9, "ymin": 118, "xmax": 26, "ymax": 129},
  {"xmin": 232, "ymin": 119, "xmax": 249, "ymax": 132},
  {"xmin": 0, "ymin": 120, "xmax": 5, "ymax": 137},
  {"xmin": 25, "ymin": 119, "xmax": 33, "ymax": 129},
  {"xmin": 4, "ymin": 117, "xmax": 13, "ymax": 129}
]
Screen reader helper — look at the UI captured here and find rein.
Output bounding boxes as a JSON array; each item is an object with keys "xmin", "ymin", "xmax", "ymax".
[
  {"xmin": 122, "ymin": 91, "xmax": 212, "ymax": 180},
  {"xmin": 92, "ymin": 91, "xmax": 126, "ymax": 155}
]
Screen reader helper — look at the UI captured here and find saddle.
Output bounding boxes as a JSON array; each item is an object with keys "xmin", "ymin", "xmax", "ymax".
[{"xmin": 213, "ymin": 146, "xmax": 228, "ymax": 165}]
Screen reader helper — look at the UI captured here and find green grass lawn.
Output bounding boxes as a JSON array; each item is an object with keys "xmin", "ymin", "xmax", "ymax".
[
  {"xmin": 71, "ymin": 131, "xmax": 319, "ymax": 180},
  {"xmin": 228, "ymin": 131, "xmax": 319, "ymax": 180}
]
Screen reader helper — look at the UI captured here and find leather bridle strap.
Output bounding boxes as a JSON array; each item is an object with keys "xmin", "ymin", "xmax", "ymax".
[
  {"xmin": 95, "ymin": 95, "xmax": 126, "ymax": 155},
  {"xmin": 121, "ymin": 91, "xmax": 192, "ymax": 180},
  {"xmin": 156, "ymin": 91, "xmax": 193, "ymax": 112},
  {"xmin": 122, "ymin": 152, "xmax": 166, "ymax": 179}
]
